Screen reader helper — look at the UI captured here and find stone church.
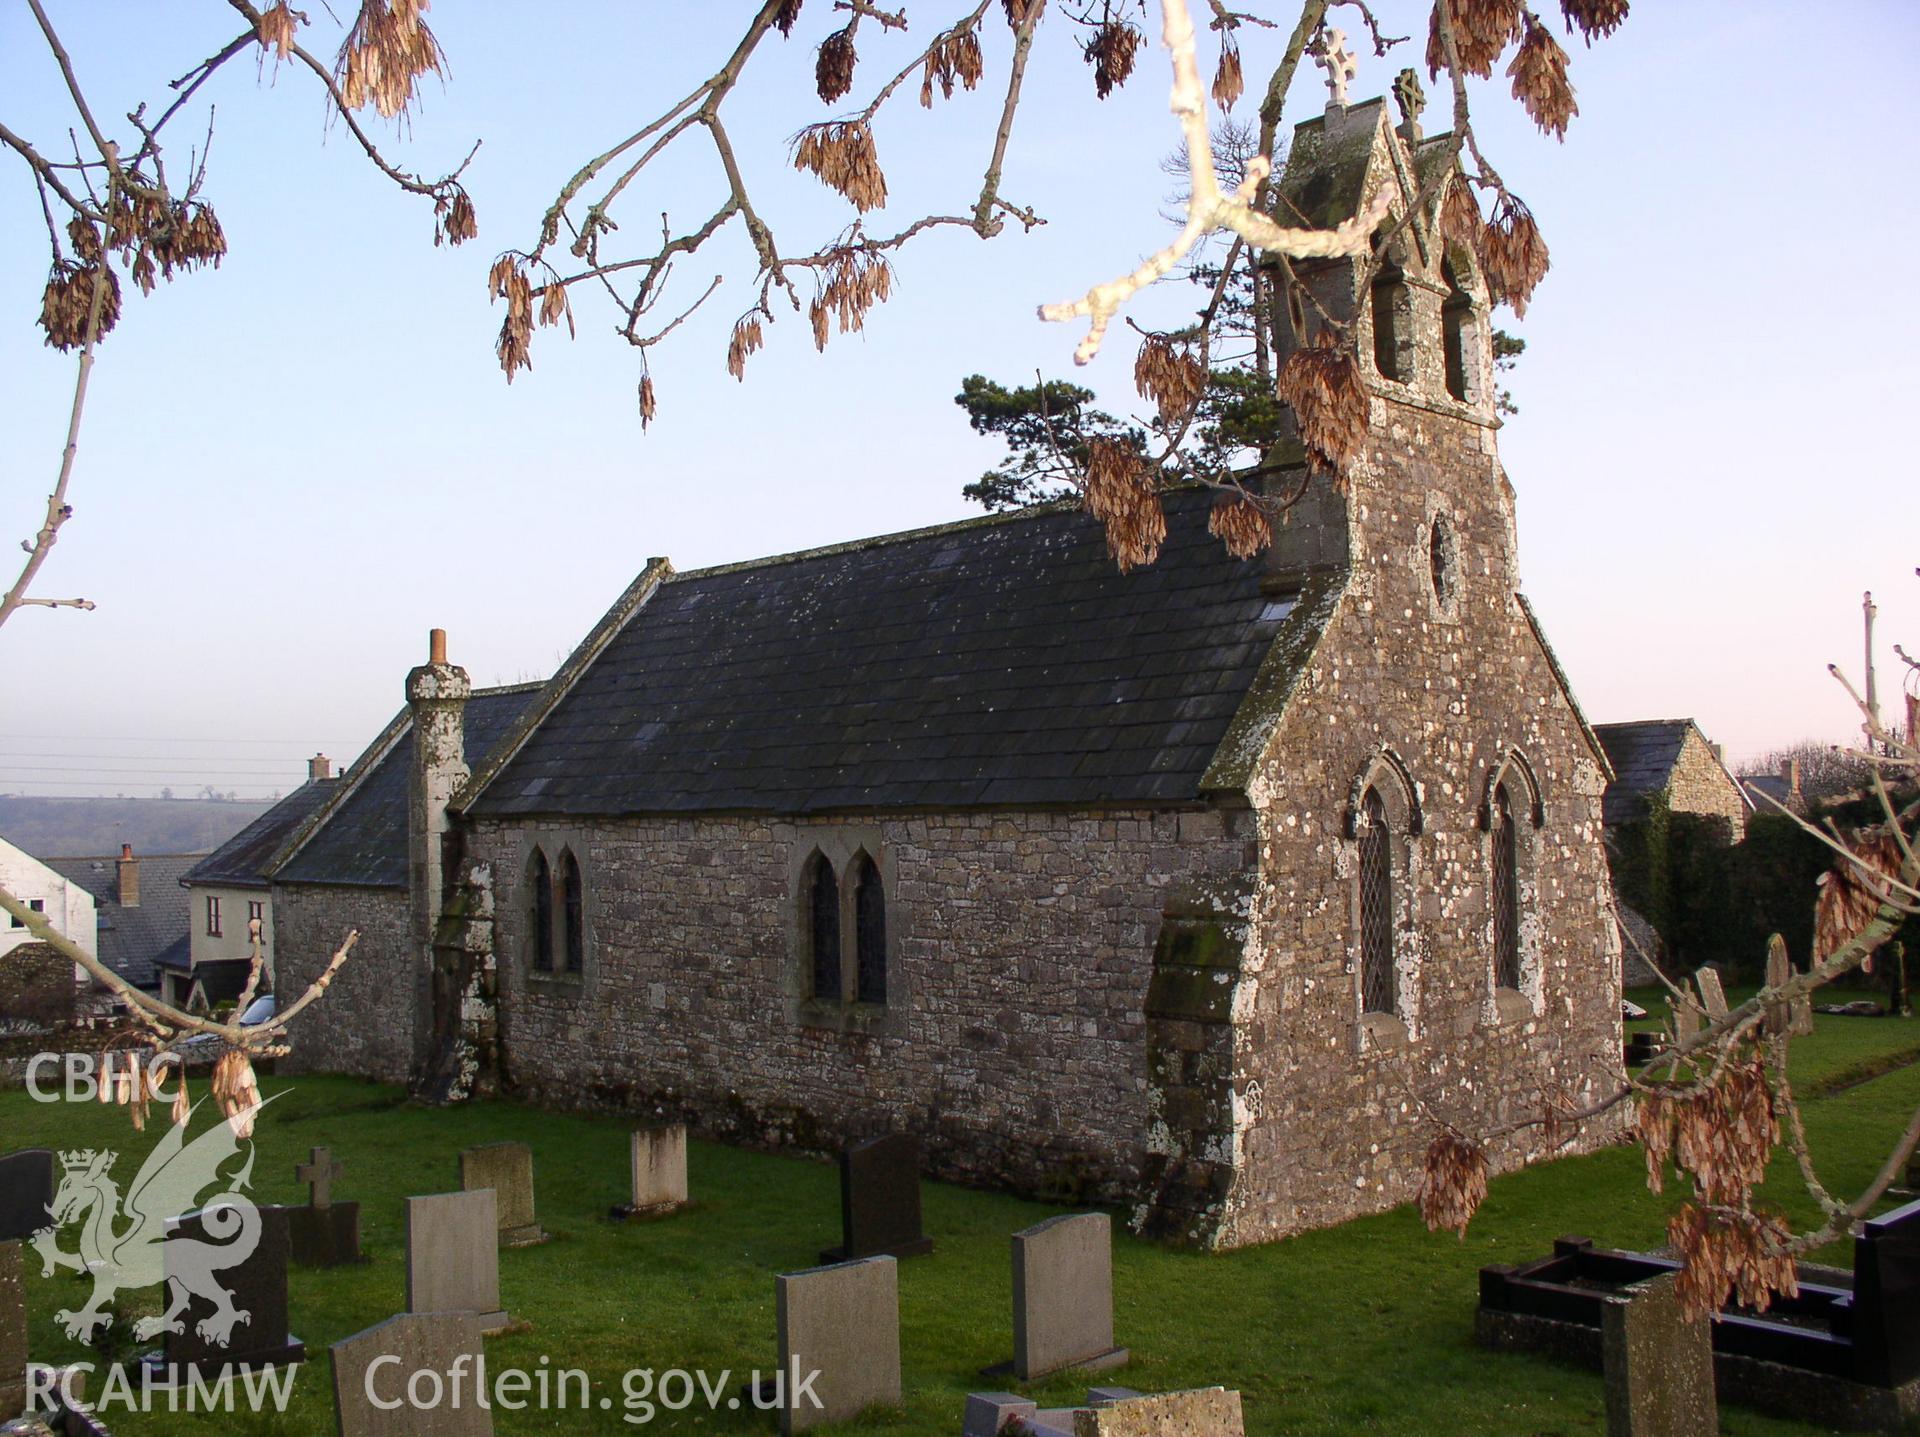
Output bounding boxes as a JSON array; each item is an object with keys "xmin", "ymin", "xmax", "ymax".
[{"xmin": 261, "ymin": 89, "xmax": 1625, "ymax": 1249}]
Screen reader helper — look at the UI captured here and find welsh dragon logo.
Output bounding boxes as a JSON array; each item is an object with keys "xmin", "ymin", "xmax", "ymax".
[{"xmin": 29, "ymin": 1097, "xmax": 269, "ymax": 1346}]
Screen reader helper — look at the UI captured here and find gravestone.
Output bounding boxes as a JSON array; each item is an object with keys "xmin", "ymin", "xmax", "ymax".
[
  {"xmin": 1672, "ymin": 998, "xmax": 1701, "ymax": 1045},
  {"xmin": 1600, "ymin": 1271, "xmax": 1716, "ymax": 1437},
  {"xmin": 1693, "ymin": 967, "xmax": 1729, "ymax": 1021},
  {"xmin": 1763, "ymin": 937, "xmax": 1792, "ymax": 1038},
  {"xmin": 1073, "ymin": 1388, "xmax": 1245, "ymax": 1437},
  {"xmin": 775, "ymin": 1256, "xmax": 900, "ymax": 1435},
  {"xmin": 1853, "ymin": 1196, "xmax": 1920, "ymax": 1387},
  {"xmin": 1008, "ymin": 1214, "xmax": 1128, "ymax": 1381},
  {"xmin": 820, "ymin": 1134, "xmax": 933, "ymax": 1262},
  {"xmin": 458, "ymin": 1142, "xmax": 547, "ymax": 1247},
  {"xmin": 288, "ymin": 1146, "xmax": 363, "ymax": 1268},
  {"xmin": 1789, "ymin": 957, "xmax": 1816, "ymax": 1038},
  {"xmin": 332, "ymin": 1311, "xmax": 492, "ymax": 1437},
  {"xmin": 406, "ymin": 1191, "xmax": 509, "ymax": 1334},
  {"xmin": 1, "ymin": 1241, "xmax": 24, "ymax": 1422},
  {"xmin": 145, "ymin": 1202, "xmax": 305, "ymax": 1381},
  {"xmin": 0, "ymin": 1151, "xmax": 54, "ymax": 1243},
  {"xmin": 613, "ymin": 1126, "xmax": 687, "ymax": 1221}
]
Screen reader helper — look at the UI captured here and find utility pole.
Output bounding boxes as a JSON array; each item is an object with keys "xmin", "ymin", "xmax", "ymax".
[{"xmin": 1864, "ymin": 590, "xmax": 1880, "ymax": 754}]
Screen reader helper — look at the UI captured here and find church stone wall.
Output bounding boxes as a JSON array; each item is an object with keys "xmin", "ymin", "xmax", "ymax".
[
  {"xmin": 1210, "ymin": 401, "xmax": 1627, "ymax": 1248},
  {"xmin": 1664, "ymin": 729, "xmax": 1750, "ymax": 831},
  {"xmin": 273, "ymin": 882, "xmax": 413, "ymax": 1085},
  {"xmin": 465, "ymin": 808, "xmax": 1250, "ymax": 1204}
]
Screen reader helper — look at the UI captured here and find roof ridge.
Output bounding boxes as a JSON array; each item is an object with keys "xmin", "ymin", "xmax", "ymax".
[{"xmin": 665, "ymin": 497, "xmax": 1082, "ymax": 584}]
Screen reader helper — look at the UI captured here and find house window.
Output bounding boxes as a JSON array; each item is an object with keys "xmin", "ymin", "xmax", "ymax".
[
  {"xmin": 805, "ymin": 852, "xmax": 840, "ymax": 1002},
  {"xmin": 1357, "ymin": 788, "xmax": 1396, "ymax": 1016},
  {"xmin": 529, "ymin": 849, "xmax": 553, "ymax": 972},
  {"xmin": 560, "ymin": 850, "xmax": 584, "ymax": 974},
  {"xmin": 247, "ymin": 900, "xmax": 265, "ymax": 928},
  {"xmin": 1491, "ymin": 783, "xmax": 1521, "ymax": 990},
  {"xmin": 12, "ymin": 898, "xmax": 44, "ymax": 930},
  {"xmin": 853, "ymin": 853, "xmax": 886, "ymax": 1004},
  {"xmin": 206, "ymin": 896, "xmax": 222, "ymax": 937}
]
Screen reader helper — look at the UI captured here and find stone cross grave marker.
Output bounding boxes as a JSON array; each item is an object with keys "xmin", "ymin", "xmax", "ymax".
[
  {"xmin": 1007, "ymin": 1213, "xmax": 1128, "ymax": 1381},
  {"xmin": 1600, "ymin": 1270, "xmax": 1717, "ymax": 1437},
  {"xmin": 144, "ymin": 1202, "xmax": 305, "ymax": 1382},
  {"xmin": 614, "ymin": 1126, "xmax": 688, "ymax": 1220},
  {"xmin": 298, "ymin": 1147, "xmax": 343, "ymax": 1208},
  {"xmin": 1764, "ymin": 936, "xmax": 1792, "ymax": 1037},
  {"xmin": 1693, "ymin": 967, "xmax": 1729, "ymax": 1021},
  {"xmin": 1073, "ymin": 1387, "xmax": 1246, "ymax": 1437},
  {"xmin": 406, "ymin": 1190, "xmax": 509, "ymax": 1334},
  {"xmin": 290, "ymin": 1146, "xmax": 362, "ymax": 1268},
  {"xmin": 775, "ymin": 1256, "xmax": 900, "ymax": 1435},
  {"xmin": 331, "ymin": 1311, "xmax": 492, "ymax": 1437},
  {"xmin": 459, "ymin": 1141, "xmax": 547, "ymax": 1247},
  {"xmin": 820, "ymin": 1133, "xmax": 932, "ymax": 1263},
  {"xmin": 1, "ymin": 1240, "xmax": 25, "ymax": 1422},
  {"xmin": 0, "ymin": 1150, "xmax": 54, "ymax": 1244}
]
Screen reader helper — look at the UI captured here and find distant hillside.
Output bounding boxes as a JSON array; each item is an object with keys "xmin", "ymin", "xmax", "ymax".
[{"xmin": 0, "ymin": 795, "xmax": 274, "ymax": 859}]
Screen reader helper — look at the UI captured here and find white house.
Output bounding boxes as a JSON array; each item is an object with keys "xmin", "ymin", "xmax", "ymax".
[{"xmin": 1, "ymin": 832, "xmax": 97, "ymax": 963}]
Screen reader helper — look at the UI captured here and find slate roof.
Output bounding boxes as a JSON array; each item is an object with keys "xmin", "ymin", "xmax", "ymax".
[
  {"xmin": 1742, "ymin": 774, "xmax": 1794, "ymax": 814},
  {"xmin": 1590, "ymin": 718, "xmax": 1750, "ymax": 828},
  {"xmin": 467, "ymin": 487, "xmax": 1301, "ymax": 819},
  {"xmin": 182, "ymin": 779, "xmax": 338, "ymax": 890},
  {"xmin": 45, "ymin": 852, "xmax": 197, "ymax": 990},
  {"xmin": 274, "ymin": 684, "xmax": 544, "ymax": 888}
]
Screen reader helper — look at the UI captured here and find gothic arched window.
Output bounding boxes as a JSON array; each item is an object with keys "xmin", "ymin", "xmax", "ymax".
[
  {"xmin": 1371, "ymin": 268, "xmax": 1410, "ymax": 383},
  {"xmin": 1491, "ymin": 783, "xmax": 1521, "ymax": 991},
  {"xmin": 1442, "ymin": 254, "xmax": 1477, "ymax": 403},
  {"xmin": 560, "ymin": 849, "xmax": 584, "ymax": 974},
  {"xmin": 853, "ymin": 853, "xmax": 886, "ymax": 1004},
  {"xmin": 1357, "ymin": 787, "xmax": 1396, "ymax": 1016},
  {"xmin": 806, "ymin": 852, "xmax": 840, "ymax": 1002},
  {"xmin": 528, "ymin": 849, "xmax": 553, "ymax": 972}
]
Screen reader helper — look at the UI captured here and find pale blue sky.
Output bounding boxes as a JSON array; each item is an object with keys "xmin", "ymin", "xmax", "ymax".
[{"xmin": 2, "ymin": 3, "xmax": 1915, "ymax": 800}]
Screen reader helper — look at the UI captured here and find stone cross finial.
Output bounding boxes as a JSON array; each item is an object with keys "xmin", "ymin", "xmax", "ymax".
[
  {"xmin": 1393, "ymin": 67, "xmax": 1426, "ymax": 142},
  {"xmin": 1314, "ymin": 27, "xmax": 1358, "ymax": 108},
  {"xmin": 297, "ymin": 1146, "xmax": 344, "ymax": 1209}
]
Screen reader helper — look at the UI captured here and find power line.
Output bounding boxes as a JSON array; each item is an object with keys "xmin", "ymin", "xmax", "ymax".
[{"xmin": 0, "ymin": 733, "xmax": 354, "ymax": 743}]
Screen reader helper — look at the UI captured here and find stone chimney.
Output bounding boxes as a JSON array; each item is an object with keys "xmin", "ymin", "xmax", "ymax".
[
  {"xmin": 116, "ymin": 843, "xmax": 140, "ymax": 908},
  {"xmin": 407, "ymin": 628, "xmax": 471, "ymax": 1070},
  {"xmin": 1783, "ymin": 757, "xmax": 1802, "ymax": 799},
  {"xmin": 308, "ymin": 753, "xmax": 332, "ymax": 782}
]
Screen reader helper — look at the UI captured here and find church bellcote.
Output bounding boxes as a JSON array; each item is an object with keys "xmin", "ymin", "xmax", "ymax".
[{"xmin": 1264, "ymin": 71, "xmax": 1498, "ymax": 430}]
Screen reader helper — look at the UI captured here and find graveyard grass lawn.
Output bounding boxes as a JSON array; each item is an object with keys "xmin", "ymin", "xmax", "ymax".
[{"xmin": 5, "ymin": 992, "xmax": 1916, "ymax": 1436}]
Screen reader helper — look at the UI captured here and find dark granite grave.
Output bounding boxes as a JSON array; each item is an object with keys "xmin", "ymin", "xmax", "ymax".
[
  {"xmin": 1478, "ymin": 1210, "xmax": 1920, "ymax": 1432},
  {"xmin": 289, "ymin": 1146, "xmax": 363, "ymax": 1268},
  {"xmin": 1, "ymin": 1241, "xmax": 25, "ymax": 1422},
  {"xmin": 819, "ymin": 1134, "xmax": 932, "ymax": 1263},
  {"xmin": 0, "ymin": 1150, "xmax": 54, "ymax": 1243},
  {"xmin": 1625, "ymin": 1031, "xmax": 1667, "ymax": 1066},
  {"xmin": 140, "ymin": 1202, "xmax": 305, "ymax": 1383}
]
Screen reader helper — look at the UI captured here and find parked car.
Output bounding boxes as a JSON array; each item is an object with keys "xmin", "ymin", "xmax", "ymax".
[{"xmin": 172, "ymin": 993, "xmax": 277, "ymax": 1067}]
